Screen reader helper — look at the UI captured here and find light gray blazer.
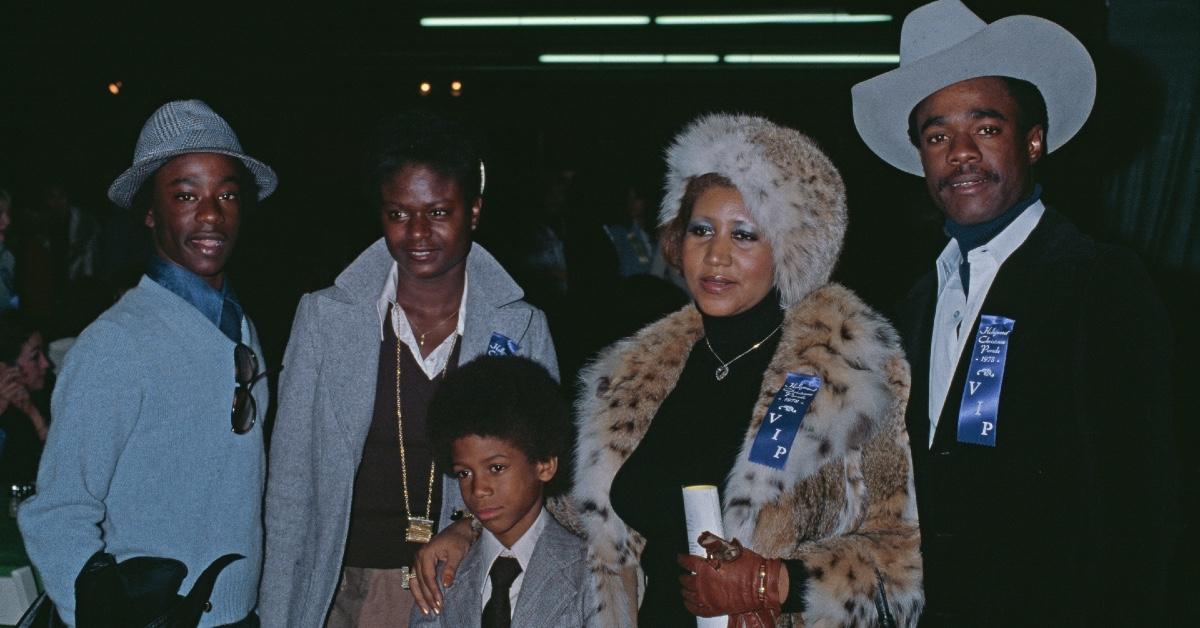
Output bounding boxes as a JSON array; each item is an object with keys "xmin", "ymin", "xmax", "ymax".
[
  {"xmin": 258, "ymin": 240, "xmax": 558, "ymax": 628},
  {"xmin": 409, "ymin": 515, "xmax": 595, "ymax": 628}
]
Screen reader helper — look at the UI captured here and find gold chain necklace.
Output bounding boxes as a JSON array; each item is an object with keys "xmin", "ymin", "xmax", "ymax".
[
  {"xmin": 408, "ymin": 307, "xmax": 460, "ymax": 350},
  {"xmin": 395, "ymin": 333, "xmax": 455, "ymax": 543},
  {"xmin": 703, "ymin": 323, "xmax": 783, "ymax": 381}
]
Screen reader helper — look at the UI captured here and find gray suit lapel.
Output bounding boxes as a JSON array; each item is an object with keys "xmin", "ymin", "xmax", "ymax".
[
  {"xmin": 325, "ymin": 239, "xmax": 392, "ymax": 452},
  {"xmin": 460, "ymin": 244, "xmax": 532, "ymax": 363},
  {"xmin": 324, "ymin": 299, "xmax": 382, "ymax": 451},
  {"xmin": 445, "ymin": 539, "xmax": 486, "ymax": 627},
  {"xmin": 511, "ymin": 519, "xmax": 581, "ymax": 627}
]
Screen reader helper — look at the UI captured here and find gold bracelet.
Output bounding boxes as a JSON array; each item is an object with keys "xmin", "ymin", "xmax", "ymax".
[{"xmin": 756, "ymin": 560, "xmax": 768, "ymax": 601}]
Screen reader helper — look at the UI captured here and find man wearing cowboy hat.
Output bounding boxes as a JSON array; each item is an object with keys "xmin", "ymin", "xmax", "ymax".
[
  {"xmin": 19, "ymin": 99, "xmax": 276, "ymax": 627},
  {"xmin": 853, "ymin": 1, "xmax": 1176, "ymax": 625}
]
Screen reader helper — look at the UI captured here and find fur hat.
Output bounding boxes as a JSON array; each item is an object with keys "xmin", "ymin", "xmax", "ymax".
[{"xmin": 660, "ymin": 113, "xmax": 847, "ymax": 307}]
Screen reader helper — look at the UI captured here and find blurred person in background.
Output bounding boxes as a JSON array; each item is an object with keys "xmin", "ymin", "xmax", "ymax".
[
  {"xmin": 0, "ymin": 310, "xmax": 52, "ymax": 485},
  {"xmin": 0, "ymin": 188, "xmax": 18, "ymax": 311}
]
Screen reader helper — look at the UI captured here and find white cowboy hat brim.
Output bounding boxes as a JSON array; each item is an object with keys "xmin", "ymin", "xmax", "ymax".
[{"xmin": 852, "ymin": 13, "xmax": 1096, "ymax": 176}]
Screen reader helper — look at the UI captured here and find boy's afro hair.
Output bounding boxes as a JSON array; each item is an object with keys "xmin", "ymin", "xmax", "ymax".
[{"xmin": 428, "ymin": 355, "xmax": 571, "ymax": 493}]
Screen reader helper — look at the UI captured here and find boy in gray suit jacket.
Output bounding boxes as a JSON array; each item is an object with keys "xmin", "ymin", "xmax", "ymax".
[{"xmin": 412, "ymin": 356, "xmax": 593, "ymax": 628}]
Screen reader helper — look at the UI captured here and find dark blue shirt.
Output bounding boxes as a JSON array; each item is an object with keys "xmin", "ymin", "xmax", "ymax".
[{"xmin": 145, "ymin": 256, "xmax": 243, "ymax": 343}]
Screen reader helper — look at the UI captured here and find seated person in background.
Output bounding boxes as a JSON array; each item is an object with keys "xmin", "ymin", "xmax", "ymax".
[
  {"xmin": 0, "ymin": 310, "xmax": 52, "ymax": 483},
  {"xmin": 411, "ymin": 355, "xmax": 593, "ymax": 628}
]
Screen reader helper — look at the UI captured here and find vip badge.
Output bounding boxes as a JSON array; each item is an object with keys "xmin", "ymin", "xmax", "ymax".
[
  {"xmin": 956, "ymin": 315, "xmax": 1015, "ymax": 447},
  {"xmin": 749, "ymin": 372, "xmax": 822, "ymax": 469},
  {"xmin": 487, "ymin": 332, "xmax": 520, "ymax": 356}
]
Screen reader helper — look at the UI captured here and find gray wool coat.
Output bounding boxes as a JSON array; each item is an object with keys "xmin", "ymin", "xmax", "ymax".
[
  {"xmin": 258, "ymin": 240, "xmax": 558, "ymax": 628},
  {"xmin": 408, "ymin": 515, "xmax": 595, "ymax": 628}
]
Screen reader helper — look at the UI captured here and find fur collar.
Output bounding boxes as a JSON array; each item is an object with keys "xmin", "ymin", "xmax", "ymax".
[{"xmin": 572, "ymin": 283, "xmax": 904, "ymax": 568}]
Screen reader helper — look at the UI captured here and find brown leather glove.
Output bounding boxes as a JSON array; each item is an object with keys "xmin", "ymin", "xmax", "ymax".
[{"xmin": 677, "ymin": 532, "xmax": 783, "ymax": 628}]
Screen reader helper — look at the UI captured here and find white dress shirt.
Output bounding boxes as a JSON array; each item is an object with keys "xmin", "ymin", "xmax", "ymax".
[
  {"xmin": 376, "ymin": 262, "xmax": 468, "ymax": 379},
  {"xmin": 479, "ymin": 507, "xmax": 548, "ymax": 616},
  {"xmin": 926, "ymin": 201, "xmax": 1045, "ymax": 447}
]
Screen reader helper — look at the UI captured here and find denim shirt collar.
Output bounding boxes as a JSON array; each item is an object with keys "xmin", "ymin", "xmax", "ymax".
[{"xmin": 145, "ymin": 255, "xmax": 242, "ymax": 340}]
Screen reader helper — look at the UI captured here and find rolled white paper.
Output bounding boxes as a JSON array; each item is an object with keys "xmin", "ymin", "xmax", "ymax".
[{"xmin": 682, "ymin": 485, "xmax": 728, "ymax": 628}]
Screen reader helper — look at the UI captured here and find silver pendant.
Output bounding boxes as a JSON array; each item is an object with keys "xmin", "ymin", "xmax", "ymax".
[{"xmin": 714, "ymin": 365, "xmax": 729, "ymax": 381}]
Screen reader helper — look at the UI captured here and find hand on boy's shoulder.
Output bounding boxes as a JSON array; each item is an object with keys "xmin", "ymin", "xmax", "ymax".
[{"xmin": 411, "ymin": 519, "xmax": 477, "ymax": 617}]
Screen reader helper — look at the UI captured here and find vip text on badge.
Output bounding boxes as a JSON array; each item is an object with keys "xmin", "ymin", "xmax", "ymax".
[
  {"xmin": 956, "ymin": 315, "xmax": 1016, "ymax": 447},
  {"xmin": 749, "ymin": 372, "xmax": 822, "ymax": 469}
]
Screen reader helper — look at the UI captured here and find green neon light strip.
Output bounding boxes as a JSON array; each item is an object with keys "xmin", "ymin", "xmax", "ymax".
[
  {"xmin": 656, "ymin": 13, "xmax": 892, "ymax": 25},
  {"xmin": 421, "ymin": 16, "xmax": 650, "ymax": 27},
  {"xmin": 723, "ymin": 54, "xmax": 900, "ymax": 64},
  {"xmin": 538, "ymin": 54, "xmax": 720, "ymax": 64}
]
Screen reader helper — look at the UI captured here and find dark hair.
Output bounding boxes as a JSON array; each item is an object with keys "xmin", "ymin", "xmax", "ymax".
[
  {"xmin": 659, "ymin": 172, "xmax": 735, "ymax": 269},
  {"xmin": 363, "ymin": 110, "xmax": 483, "ymax": 208},
  {"xmin": 428, "ymin": 355, "xmax": 570, "ymax": 494},
  {"xmin": 0, "ymin": 311, "xmax": 39, "ymax": 364},
  {"xmin": 907, "ymin": 76, "xmax": 1049, "ymax": 148},
  {"xmin": 129, "ymin": 157, "xmax": 259, "ymax": 214}
]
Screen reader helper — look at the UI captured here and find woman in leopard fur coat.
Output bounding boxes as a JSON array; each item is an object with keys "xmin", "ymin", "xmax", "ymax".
[{"xmin": 564, "ymin": 114, "xmax": 923, "ymax": 626}]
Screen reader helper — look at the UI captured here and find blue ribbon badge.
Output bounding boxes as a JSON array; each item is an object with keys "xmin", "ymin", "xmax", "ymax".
[
  {"xmin": 749, "ymin": 372, "xmax": 822, "ymax": 469},
  {"xmin": 487, "ymin": 332, "xmax": 520, "ymax": 357},
  {"xmin": 956, "ymin": 315, "xmax": 1016, "ymax": 447}
]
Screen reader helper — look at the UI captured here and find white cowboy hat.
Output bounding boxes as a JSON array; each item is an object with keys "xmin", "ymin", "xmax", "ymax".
[{"xmin": 851, "ymin": 0, "xmax": 1096, "ymax": 176}]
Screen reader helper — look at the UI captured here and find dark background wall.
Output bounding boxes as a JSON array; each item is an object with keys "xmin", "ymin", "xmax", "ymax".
[{"xmin": 2, "ymin": 0, "xmax": 1196, "ymax": 621}]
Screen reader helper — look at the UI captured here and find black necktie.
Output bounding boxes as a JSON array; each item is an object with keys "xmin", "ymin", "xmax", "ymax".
[{"xmin": 482, "ymin": 556, "xmax": 522, "ymax": 628}]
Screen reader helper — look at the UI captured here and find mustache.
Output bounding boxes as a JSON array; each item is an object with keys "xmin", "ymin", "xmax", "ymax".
[{"xmin": 937, "ymin": 166, "xmax": 1000, "ymax": 191}]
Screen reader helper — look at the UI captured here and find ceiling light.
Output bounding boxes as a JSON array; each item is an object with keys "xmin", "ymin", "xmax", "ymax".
[
  {"xmin": 422, "ymin": 16, "xmax": 650, "ymax": 27},
  {"xmin": 538, "ymin": 54, "xmax": 719, "ymax": 64},
  {"xmin": 656, "ymin": 13, "xmax": 892, "ymax": 25},
  {"xmin": 723, "ymin": 54, "xmax": 900, "ymax": 64}
]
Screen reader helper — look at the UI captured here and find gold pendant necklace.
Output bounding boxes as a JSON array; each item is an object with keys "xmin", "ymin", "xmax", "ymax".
[
  {"xmin": 395, "ymin": 333, "xmax": 456, "ymax": 543},
  {"xmin": 704, "ymin": 323, "xmax": 783, "ymax": 381},
  {"xmin": 409, "ymin": 307, "xmax": 460, "ymax": 350}
]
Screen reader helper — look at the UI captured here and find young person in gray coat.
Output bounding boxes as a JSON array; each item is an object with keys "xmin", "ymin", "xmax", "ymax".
[
  {"xmin": 411, "ymin": 355, "xmax": 593, "ymax": 628},
  {"xmin": 259, "ymin": 111, "xmax": 558, "ymax": 628},
  {"xmin": 19, "ymin": 99, "xmax": 277, "ymax": 627}
]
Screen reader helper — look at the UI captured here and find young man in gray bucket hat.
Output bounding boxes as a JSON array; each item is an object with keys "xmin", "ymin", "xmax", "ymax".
[
  {"xmin": 19, "ymin": 99, "xmax": 276, "ymax": 627},
  {"xmin": 852, "ymin": 1, "xmax": 1176, "ymax": 625}
]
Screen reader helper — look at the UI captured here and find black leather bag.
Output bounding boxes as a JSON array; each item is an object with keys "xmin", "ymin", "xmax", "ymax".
[{"xmin": 16, "ymin": 552, "xmax": 242, "ymax": 628}]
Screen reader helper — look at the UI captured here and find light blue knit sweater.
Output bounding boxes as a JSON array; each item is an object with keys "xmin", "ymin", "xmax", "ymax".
[{"xmin": 18, "ymin": 276, "xmax": 267, "ymax": 626}]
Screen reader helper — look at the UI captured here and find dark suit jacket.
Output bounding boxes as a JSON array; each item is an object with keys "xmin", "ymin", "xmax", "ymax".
[
  {"xmin": 409, "ymin": 514, "xmax": 595, "ymax": 627},
  {"xmin": 896, "ymin": 208, "xmax": 1177, "ymax": 627}
]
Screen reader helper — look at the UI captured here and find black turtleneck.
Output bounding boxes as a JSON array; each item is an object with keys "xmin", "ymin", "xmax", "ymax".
[
  {"xmin": 944, "ymin": 184, "xmax": 1042, "ymax": 294},
  {"xmin": 610, "ymin": 290, "xmax": 784, "ymax": 626}
]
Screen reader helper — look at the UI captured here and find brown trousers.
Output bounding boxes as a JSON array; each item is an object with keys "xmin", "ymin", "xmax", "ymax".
[{"xmin": 326, "ymin": 567, "xmax": 415, "ymax": 628}]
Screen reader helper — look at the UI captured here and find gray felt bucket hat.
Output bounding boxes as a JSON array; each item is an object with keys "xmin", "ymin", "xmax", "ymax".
[
  {"xmin": 851, "ymin": 0, "xmax": 1096, "ymax": 176},
  {"xmin": 107, "ymin": 99, "xmax": 278, "ymax": 208}
]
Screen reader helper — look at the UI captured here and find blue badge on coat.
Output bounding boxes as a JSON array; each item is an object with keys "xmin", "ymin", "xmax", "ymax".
[
  {"xmin": 487, "ymin": 332, "xmax": 520, "ymax": 356},
  {"xmin": 748, "ymin": 372, "xmax": 822, "ymax": 469},
  {"xmin": 956, "ymin": 315, "xmax": 1015, "ymax": 447}
]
